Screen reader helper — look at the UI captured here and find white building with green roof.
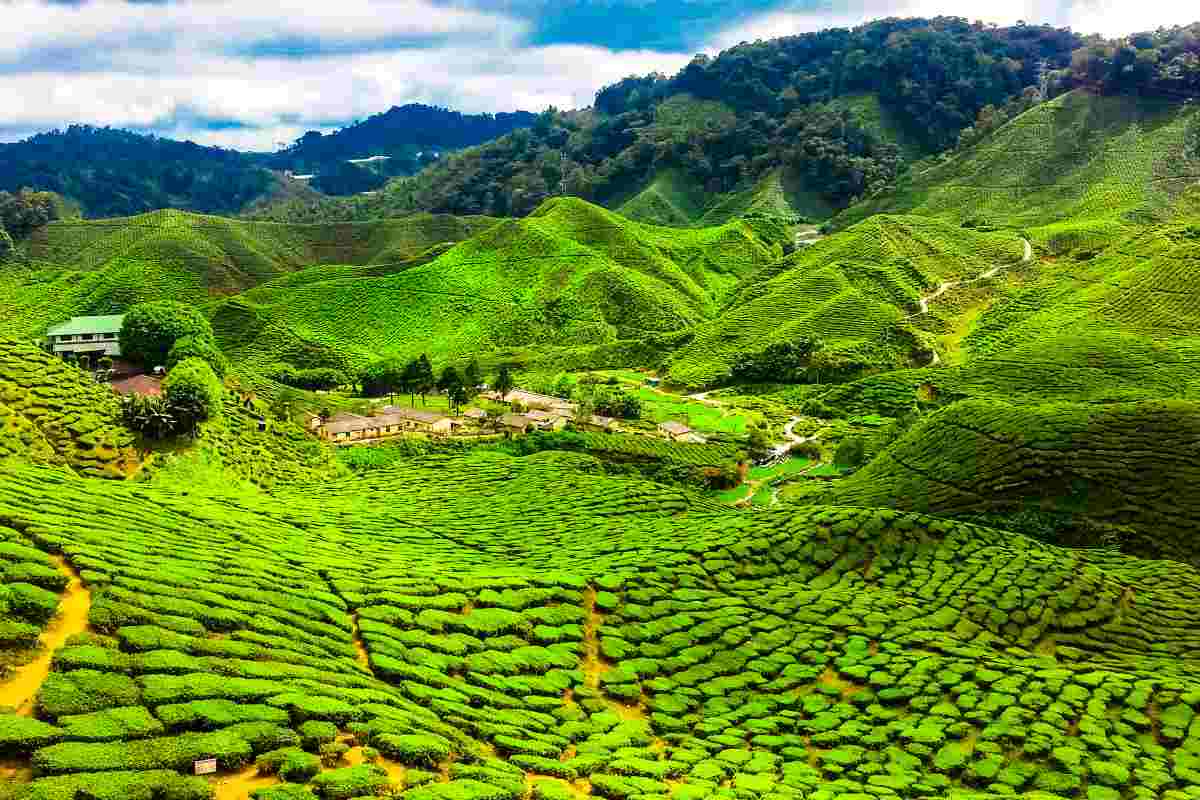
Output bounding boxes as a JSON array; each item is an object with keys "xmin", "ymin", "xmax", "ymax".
[{"xmin": 45, "ymin": 314, "xmax": 125, "ymax": 358}]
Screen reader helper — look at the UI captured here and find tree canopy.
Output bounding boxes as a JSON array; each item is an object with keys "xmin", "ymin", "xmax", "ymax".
[
  {"xmin": 119, "ymin": 301, "xmax": 215, "ymax": 370},
  {"xmin": 167, "ymin": 335, "xmax": 228, "ymax": 378},
  {"xmin": 162, "ymin": 357, "xmax": 224, "ymax": 436}
]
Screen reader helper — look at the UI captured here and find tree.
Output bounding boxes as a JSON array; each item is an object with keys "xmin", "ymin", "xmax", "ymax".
[
  {"xmin": 120, "ymin": 394, "xmax": 176, "ymax": 440},
  {"xmin": 270, "ymin": 387, "xmax": 302, "ymax": 423},
  {"xmin": 746, "ymin": 424, "xmax": 773, "ymax": 463},
  {"xmin": 464, "ymin": 359, "xmax": 482, "ymax": 395},
  {"xmin": 120, "ymin": 301, "xmax": 214, "ymax": 370},
  {"xmin": 167, "ymin": 334, "xmax": 228, "ymax": 378},
  {"xmin": 447, "ymin": 382, "xmax": 469, "ymax": 415},
  {"xmin": 414, "ymin": 354, "xmax": 435, "ymax": 405},
  {"xmin": 437, "ymin": 366, "xmax": 462, "ymax": 394},
  {"xmin": 494, "ymin": 365, "xmax": 514, "ymax": 399},
  {"xmin": 834, "ymin": 436, "xmax": 867, "ymax": 470},
  {"xmin": 0, "ymin": 226, "xmax": 12, "ymax": 261},
  {"xmin": 361, "ymin": 358, "xmax": 405, "ymax": 401},
  {"xmin": 163, "ymin": 357, "xmax": 224, "ymax": 436}
]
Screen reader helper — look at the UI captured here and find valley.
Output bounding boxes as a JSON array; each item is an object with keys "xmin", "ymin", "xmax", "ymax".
[{"xmin": 2, "ymin": 13, "xmax": 1200, "ymax": 800}]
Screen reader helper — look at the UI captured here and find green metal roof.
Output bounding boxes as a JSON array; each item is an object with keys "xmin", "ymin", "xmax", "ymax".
[{"xmin": 45, "ymin": 314, "xmax": 125, "ymax": 337}]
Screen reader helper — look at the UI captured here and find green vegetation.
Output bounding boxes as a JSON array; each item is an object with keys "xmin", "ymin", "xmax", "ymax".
[
  {"xmin": 5, "ymin": 16, "xmax": 1200, "ymax": 800},
  {"xmin": 120, "ymin": 301, "xmax": 215, "ymax": 370}
]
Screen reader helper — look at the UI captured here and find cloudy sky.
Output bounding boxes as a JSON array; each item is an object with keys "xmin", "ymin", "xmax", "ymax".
[{"xmin": 1, "ymin": 0, "xmax": 1195, "ymax": 151}]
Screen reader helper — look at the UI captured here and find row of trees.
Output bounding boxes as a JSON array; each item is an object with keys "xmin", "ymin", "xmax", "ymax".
[
  {"xmin": 360, "ymin": 355, "xmax": 495, "ymax": 415},
  {"xmin": 0, "ymin": 189, "xmax": 66, "ymax": 259}
]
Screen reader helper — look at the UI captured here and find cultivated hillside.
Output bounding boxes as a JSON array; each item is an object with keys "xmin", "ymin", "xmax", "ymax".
[
  {"xmin": 0, "ymin": 211, "xmax": 498, "ymax": 341},
  {"xmin": 838, "ymin": 90, "xmax": 1200, "ymax": 236},
  {"xmin": 209, "ymin": 197, "xmax": 786, "ymax": 372},
  {"xmin": 2, "ymin": 452, "xmax": 1200, "ymax": 799}
]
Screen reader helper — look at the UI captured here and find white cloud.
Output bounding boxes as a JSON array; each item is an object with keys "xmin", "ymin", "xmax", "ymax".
[
  {"xmin": 0, "ymin": 1, "xmax": 692, "ymax": 150},
  {"xmin": 708, "ymin": 0, "xmax": 1198, "ymax": 51}
]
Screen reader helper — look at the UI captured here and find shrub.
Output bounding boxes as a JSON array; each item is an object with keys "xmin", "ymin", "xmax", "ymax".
[
  {"xmin": 0, "ymin": 713, "xmax": 63, "ymax": 755},
  {"xmin": 319, "ymin": 741, "xmax": 350, "ymax": 768},
  {"xmin": 167, "ymin": 335, "xmax": 229, "ymax": 378},
  {"xmin": 6, "ymin": 581, "xmax": 60, "ymax": 623},
  {"xmin": 299, "ymin": 720, "xmax": 338, "ymax": 752},
  {"xmin": 56, "ymin": 706, "xmax": 164, "ymax": 742},
  {"xmin": 31, "ymin": 729, "xmax": 254, "ymax": 774},
  {"xmin": 309, "ymin": 764, "xmax": 390, "ymax": 799},
  {"xmin": 0, "ymin": 227, "xmax": 12, "ymax": 260},
  {"xmin": 256, "ymin": 747, "xmax": 322, "ymax": 782},
  {"xmin": 163, "ymin": 358, "xmax": 224, "ymax": 435},
  {"xmin": 373, "ymin": 732, "xmax": 453, "ymax": 767},
  {"xmin": 267, "ymin": 363, "xmax": 347, "ymax": 391},
  {"xmin": 37, "ymin": 669, "xmax": 141, "ymax": 718},
  {"xmin": 253, "ymin": 785, "xmax": 319, "ymax": 800},
  {"xmin": 119, "ymin": 301, "xmax": 214, "ymax": 370}
]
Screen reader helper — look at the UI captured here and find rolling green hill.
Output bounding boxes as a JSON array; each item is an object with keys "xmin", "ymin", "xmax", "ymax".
[
  {"xmin": 663, "ymin": 215, "xmax": 1028, "ymax": 386},
  {"xmin": 0, "ymin": 211, "xmax": 498, "ymax": 342},
  {"xmin": 209, "ymin": 197, "xmax": 786, "ymax": 373},
  {"xmin": 838, "ymin": 90, "xmax": 1200, "ymax": 238}
]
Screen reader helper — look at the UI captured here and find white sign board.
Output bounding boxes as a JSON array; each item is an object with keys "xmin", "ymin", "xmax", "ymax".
[{"xmin": 194, "ymin": 758, "xmax": 218, "ymax": 775}]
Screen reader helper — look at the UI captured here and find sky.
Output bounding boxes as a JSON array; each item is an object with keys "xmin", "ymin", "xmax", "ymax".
[{"xmin": 1, "ymin": 0, "xmax": 1195, "ymax": 152}]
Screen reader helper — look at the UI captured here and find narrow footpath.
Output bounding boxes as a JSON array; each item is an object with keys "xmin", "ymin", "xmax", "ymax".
[{"xmin": 0, "ymin": 555, "xmax": 91, "ymax": 716}]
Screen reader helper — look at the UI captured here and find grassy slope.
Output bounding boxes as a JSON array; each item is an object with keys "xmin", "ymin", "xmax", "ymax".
[
  {"xmin": 665, "ymin": 214, "xmax": 1027, "ymax": 386},
  {"xmin": 210, "ymin": 197, "xmax": 785, "ymax": 372},
  {"xmin": 0, "ymin": 211, "xmax": 498, "ymax": 341},
  {"xmin": 838, "ymin": 89, "xmax": 1200, "ymax": 237},
  {"xmin": 1, "ymin": 453, "xmax": 1200, "ymax": 797}
]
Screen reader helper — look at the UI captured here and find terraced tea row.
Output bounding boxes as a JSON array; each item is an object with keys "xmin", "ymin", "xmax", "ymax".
[{"xmin": 1, "ymin": 451, "xmax": 1200, "ymax": 799}]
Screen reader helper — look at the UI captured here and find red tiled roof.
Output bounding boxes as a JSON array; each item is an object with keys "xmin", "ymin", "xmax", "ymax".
[{"xmin": 110, "ymin": 375, "xmax": 163, "ymax": 396}]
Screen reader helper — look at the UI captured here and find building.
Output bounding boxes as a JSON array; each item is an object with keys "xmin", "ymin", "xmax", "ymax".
[
  {"xmin": 318, "ymin": 408, "xmax": 459, "ymax": 442},
  {"xmin": 645, "ymin": 377, "xmax": 661, "ymax": 388},
  {"xmin": 580, "ymin": 415, "xmax": 620, "ymax": 433},
  {"xmin": 524, "ymin": 409, "xmax": 568, "ymax": 431},
  {"xmin": 658, "ymin": 420, "xmax": 708, "ymax": 444},
  {"xmin": 499, "ymin": 413, "xmax": 533, "ymax": 435},
  {"xmin": 45, "ymin": 315, "xmax": 125, "ymax": 359},
  {"xmin": 463, "ymin": 408, "xmax": 488, "ymax": 421},
  {"xmin": 503, "ymin": 389, "xmax": 578, "ymax": 415}
]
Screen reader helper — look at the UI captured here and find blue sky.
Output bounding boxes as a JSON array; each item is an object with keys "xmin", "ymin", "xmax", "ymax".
[{"xmin": 1, "ymin": 0, "xmax": 1195, "ymax": 151}]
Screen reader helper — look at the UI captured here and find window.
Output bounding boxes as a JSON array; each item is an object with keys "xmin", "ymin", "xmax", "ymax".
[{"xmin": 80, "ymin": 334, "xmax": 94, "ymax": 341}]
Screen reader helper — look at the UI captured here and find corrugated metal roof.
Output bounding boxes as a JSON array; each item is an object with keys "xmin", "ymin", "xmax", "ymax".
[{"xmin": 46, "ymin": 314, "xmax": 125, "ymax": 337}]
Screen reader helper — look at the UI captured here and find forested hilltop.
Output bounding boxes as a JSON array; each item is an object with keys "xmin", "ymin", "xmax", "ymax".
[
  {"xmin": 0, "ymin": 107, "xmax": 535, "ymax": 219},
  {"xmin": 271, "ymin": 18, "xmax": 1200, "ymax": 227},
  {"xmin": 265, "ymin": 105, "xmax": 538, "ymax": 195}
]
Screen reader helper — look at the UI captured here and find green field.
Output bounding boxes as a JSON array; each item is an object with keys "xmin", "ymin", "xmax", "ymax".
[{"xmin": 7, "ymin": 63, "xmax": 1200, "ymax": 800}]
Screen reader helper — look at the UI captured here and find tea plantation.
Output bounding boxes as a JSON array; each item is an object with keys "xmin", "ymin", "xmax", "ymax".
[
  {"xmin": 4, "ymin": 81, "xmax": 1200, "ymax": 800},
  {"xmin": 1, "ymin": 450, "xmax": 1200, "ymax": 800}
]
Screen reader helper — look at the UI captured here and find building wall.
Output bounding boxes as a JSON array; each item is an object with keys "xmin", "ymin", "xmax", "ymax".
[{"xmin": 51, "ymin": 337, "xmax": 121, "ymax": 357}]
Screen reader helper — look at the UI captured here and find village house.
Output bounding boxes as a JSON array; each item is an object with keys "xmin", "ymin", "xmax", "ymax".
[
  {"xmin": 499, "ymin": 412, "xmax": 533, "ymax": 435},
  {"xmin": 658, "ymin": 420, "xmax": 708, "ymax": 444},
  {"xmin": 502, "ymin": 389, "xmax": 578, "ymax": 416},
  {"xmin": 523, "ymin": 409, "xmax": 568, "ymax": 432},
  {"xmin": 463, "ymin": 408, "xmax": 488, "ymax": 422},
  {"xmin": 580, "ymin": 415, "xmax": 620, "ymax": 433},
  {"xmin": 45, "ymin": 314, "xmax": 125, "ymax": 359},
  {"xmin": 318, "ymin": 408, "xmax": 460, "ymax": 442}
]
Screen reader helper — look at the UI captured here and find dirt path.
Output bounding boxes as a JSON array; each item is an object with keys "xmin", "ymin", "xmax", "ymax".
[
  {"xmin": 0, "ymin": 555, "xmax": 91, "ymax": 715},
  {"xmin": 909, "ymin": 237, "xmax": 1032, "ymax": 321}
]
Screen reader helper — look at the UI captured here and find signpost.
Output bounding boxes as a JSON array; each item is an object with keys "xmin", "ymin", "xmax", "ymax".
[{"xmin": 194, "ymin": 758, "xmax": 218, "ymax": 775}]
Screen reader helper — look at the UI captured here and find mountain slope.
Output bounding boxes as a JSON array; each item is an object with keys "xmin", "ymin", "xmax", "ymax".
[
  {"xmin": 664, "ymin": 215, "xmax": 1027, "ymax": 385},
  {"xmin": 0, "ymin": 211, "xmax": 498, "ymax": 340},
  {"xmin": 838, "ymin": 90, "xmax": 1200, "ymax": 237},
  {"xmin": 210, "ymin": 197, "xmax": 785, "ymax": 371}
]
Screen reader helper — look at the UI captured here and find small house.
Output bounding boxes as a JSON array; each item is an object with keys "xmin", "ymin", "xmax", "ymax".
[
  {"xmin": 524, "ymin": 409, "xmax": 568, "ymax": 432},
  {"xmin": 503, "ymin": 389, "xmax": 578, "ymax": 415},
  {"xmin": 499, "ymin": 413, "xmax": 533, "ymax": 435},
  {"xmin": 645, "ymin": 377, "xmax": 661, "ymax": 388},
  {"xmin": 463, "ymin": 408, "xmax": 488, "ymax": 421},
  {"xmin": 581, "ymin": 415, "xmax": 619, "ymax": 433},
  {"xmin": 45, "ymin": 315, "xmax": 125, "ymax": 358},
  {"xmin": 380, "ymin": 406, "xmax": 459, "ymax": 436},
  {"xmin": 658, "ymin": 420, "xmax": 707, "ymax": 443}
]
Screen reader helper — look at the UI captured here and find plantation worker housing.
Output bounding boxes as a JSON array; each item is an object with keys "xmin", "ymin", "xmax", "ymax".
[
  {"xmin": 44, "ymin": 314, "xmax": 125, "ymax": 359},
  {"xmin": 319, "ymin": 407, "xmax": 462, "ymax": 442}
]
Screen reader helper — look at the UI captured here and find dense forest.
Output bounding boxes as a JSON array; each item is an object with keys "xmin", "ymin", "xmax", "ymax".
[
  {"xmin": 267, "ymin": 104, "xmax": 537, "ymax": 195},
  {"xmin": 0, "ymin": 127, "xmax": 274, "ymax": 218},
  {"xmin": 327, "ymin": 17, "xmax": 1085, "ymax": 220}
]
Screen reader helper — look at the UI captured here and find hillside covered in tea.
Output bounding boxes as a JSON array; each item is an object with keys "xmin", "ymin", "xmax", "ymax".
[{"xmin": 3, "ymin": 13, "xmax": 1200, "ymax": 800}]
